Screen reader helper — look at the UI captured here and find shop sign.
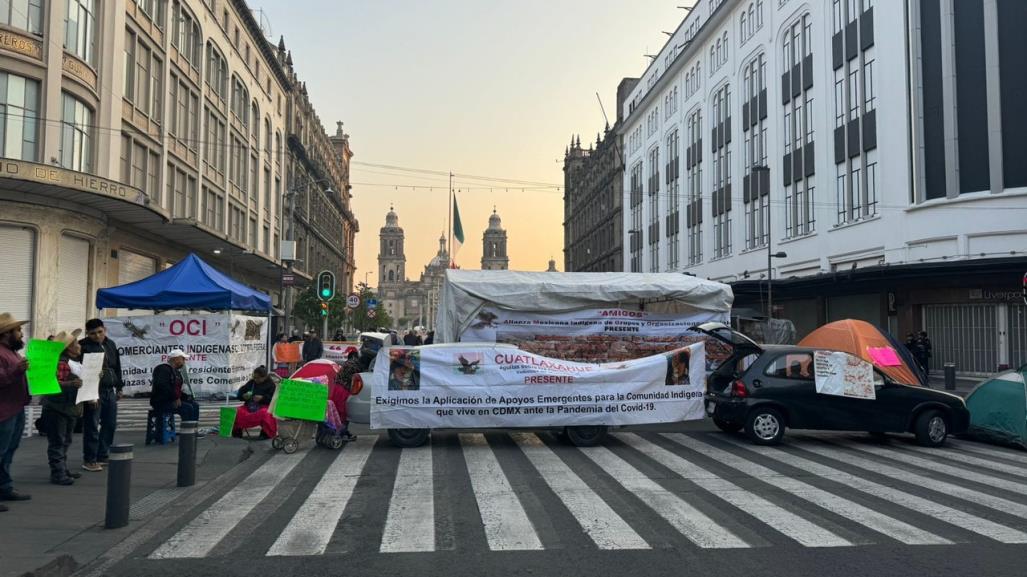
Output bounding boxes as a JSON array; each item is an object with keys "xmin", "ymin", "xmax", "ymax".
[
  {"xmin": 0, "ymin": 29, "xmax": 42, "ymax": 60},
  {"xmin": 968, "ymin": 288, "xmax": 1023, "ymax": 303},
  {"xmin": 0, "ymin": 159, "xmax": 146, "ymax": 205}
]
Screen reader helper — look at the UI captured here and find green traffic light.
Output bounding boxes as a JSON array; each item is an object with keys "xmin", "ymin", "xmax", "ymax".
[{"xmin": 321, "ymin": 288, "xmax": 331, "ymax": 297}]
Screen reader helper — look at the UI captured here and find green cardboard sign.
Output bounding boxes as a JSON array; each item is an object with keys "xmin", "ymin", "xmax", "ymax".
[
  {"xmin": 272, "ymin": 379, "xmax": 328, "ymax": 422},
  {"xmin": 219, "ymin": 406, "xmax": 237, "ymax": 438},
  {"xmin": 26, "ymin": 339, "xmax": 66, "ymax": 396}
]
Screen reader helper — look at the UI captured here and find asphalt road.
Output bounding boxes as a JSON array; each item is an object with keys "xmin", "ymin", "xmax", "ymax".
[{"xmin": 79, "ymin": 423, "xmax": 1027, "ymax": 577}]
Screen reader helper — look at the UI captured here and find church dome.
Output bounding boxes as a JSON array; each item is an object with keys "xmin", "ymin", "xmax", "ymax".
[
  {"xmin": 427, "ymin": 234, "xmax": 449, "ymax": 268},
  {"xmin": 488, "ymin": 208, "xmax": 503, "ymax": 231},
  {"xmin": 384, "ymin": 205, "xmax": 399, "ymax": 228}
]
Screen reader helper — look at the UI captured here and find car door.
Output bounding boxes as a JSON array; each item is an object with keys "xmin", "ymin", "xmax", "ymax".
[
  {"xmin": 807, "ymin": 352, "xmax": 896, "ymax": 432},
  {"xmin": 755, "ymin": 352, "xmax": 826, "ymax": 430}
]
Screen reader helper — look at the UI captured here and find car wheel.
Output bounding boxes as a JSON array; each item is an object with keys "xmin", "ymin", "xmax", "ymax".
[
  {"xmin": 745, "ymin": 407, "xmax": 785, "ymax": 445},
  {"xmin": 713, "ymin": 417, "xmax": 743, "ymax": 434},
  {"xmin": 388, "ymin": 428, "xmax": 430, "ymax": 448},
  {"xmin": 914, "ymin": 410, "xmax": 948, "ymax": 447},
  {"xmin": 565, "ymin": 426, "xmax": 608, "ymax": 447}
]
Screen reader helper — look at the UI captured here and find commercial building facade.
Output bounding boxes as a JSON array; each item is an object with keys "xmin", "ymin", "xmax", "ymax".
[
  {"xmin": 0, "ymin": 0, "xmax": 356, "ymax": 339},
  {"xmin": 617, "ymin": 0, "xmax": 1027, "ymax": 374}
]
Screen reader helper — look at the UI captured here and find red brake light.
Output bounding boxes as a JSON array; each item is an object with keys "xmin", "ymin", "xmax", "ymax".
[
  {"xmin": 732, "ymin": 379, "xmax": 748, "ymax": 398},
  {"xmin": 350, "ymin": 374, "xmax": 364, "ymax": 395}
]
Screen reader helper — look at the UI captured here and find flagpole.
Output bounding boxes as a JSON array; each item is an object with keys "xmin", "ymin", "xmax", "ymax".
[{"xmin": 448, "ymin": 171, "xmax": 453, "ymax": 267}]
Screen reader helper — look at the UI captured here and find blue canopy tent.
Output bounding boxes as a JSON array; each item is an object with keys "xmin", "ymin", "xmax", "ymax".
[{"xmin": 96, "ymin": 253, "xmax": 271, "ymax": 312}]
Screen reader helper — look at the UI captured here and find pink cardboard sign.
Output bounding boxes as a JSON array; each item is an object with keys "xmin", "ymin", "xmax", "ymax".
[{"xmin": 867, "ymin": 346, "xmax": 902, "ymax": 367}]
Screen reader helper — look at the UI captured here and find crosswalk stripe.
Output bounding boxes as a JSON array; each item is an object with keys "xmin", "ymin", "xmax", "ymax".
[
  {"xmin": 665, "ymin": 434, "xmax": 950, "ymax": 545},
  {"xmin": 715, "ymin": 435, "xmax": 1027, "ymax": 544},
  {"xmin": 380, "ymin": 446, "xmax": 435, "ymax": 553},
  {"xmin": 512, "ymin": 433, "xmax": 650, "ymax": 550},
  {"xmin": 794, "ymin": 439, "xmax": 1027, "ymax": 520},
  {"xmin": 578, "ymin": 445, "xmax": 748, "ymax": 548},
  {"xmin": 950, "ymin": 441, "xmax": 1027, "ymax": 466},
  {"xmin": 459, "ymin": 434, "xmax": 544, "ymax": 551},
  {"xmin": 902, "ymin": 445, "xmax": 1027, "ymax": 478},
  {"xmin": 615, "ymin": 434, "xmax": 853, "ymax": 547},
  {"xmin": 149, "ymin": 451, "xmax": 308, "ymax": 559},
  {"xmin": 266, "ymin": 437, "xmax": 376, "ymax": 556},
  {"xmin": 836, "ymin": 441, "xmax": 1027, "ymax": 496}
]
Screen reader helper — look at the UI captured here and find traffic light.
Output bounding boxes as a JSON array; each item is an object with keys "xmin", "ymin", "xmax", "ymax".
[
  {"xmin": 317, "ymin": 270, "xmax": 336, "ymax": 301},
  {"xmin": 320, "ymin": 301, "xmax": 329, "ymax": 317}
]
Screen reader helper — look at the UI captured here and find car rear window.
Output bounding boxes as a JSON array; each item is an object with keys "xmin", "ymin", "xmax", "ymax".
[{"xmin": 764, "ymin": 353, "xmax": 814, "ymax": 379}]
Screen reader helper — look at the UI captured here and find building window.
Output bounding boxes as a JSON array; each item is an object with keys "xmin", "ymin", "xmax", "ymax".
[
  {"xmin": 59, "ymin": 93, "xmax": 92, "ymax": 173},
  {"xmin": 711, "ymin": 84, "xmax": 732, "ymax": 259},
  {"xmin": 0, "ymin": 72, "xmax": 40, "ymax": 162},
  {"xmin": 120, "ymin": 133, "xmax": 160, "ymax": 199},
  {"xmin": 229, "ymin": 135, "xmax": 246, "ymax": 196},
  {"xmin": 204, "ymin": 107, "xmax": 226, "ymax": 174},
  {"xmin": 1, "ymin": 0, "xmax": 43, "ymax": 35},
  {"xmin": 629, "ymin": 162, "xmax": 643, "ymax": 272},
  {"xmin": 124, "ymin": 30, "xmax": 163, "ymax": 122},
  {"xmin": 229, "ymin": 203, "xmax": 245, "ymax": 242},
  {"xmin": 783, "ymin": 13, "xmax": 816, "ymax": 237},
  {"xmin": 167, "ymin": 163, "xmax": 197, "ymax": 218},
  {"xmin": 743, "ymin": 54, "xmax": 768, "ymax": 249},
  {"xmin": 171, "ymin": 1, "xmax": 202, "ymax": 70},
  {"xmin": 666, "ymin": 130, "xmax": 681, "ymax": 270},
  {"xmin": 66, "ymin": 0, "xmax": 97, "ymax": 65},
  {"xmin": 740, "ymin": 0, "xmax": 764, "ymax": 44},
  {"xmin": 206, "ymin": 42, "xmax": 228, "ymax": 100},
  {"xmin": 134, "ymin": 0, "xmax": 167, "ymax": 28},
  {"xmin": 203, "ymin": 186, "xmax": 224, "ymax": 231},
  {"xmin": 231, "ymin": 75, "xmax": 249, "ymax": 128},
  {"xmin": 647, "ymin": 146, "xmax": 660, "ymax": 271},
  {"xmin": 249, "ymin": 152, "xmax": 258, "ymax": 203},
  {"xmin": 686, "ymin": 109, "xmax": 703, "ymax": 265},
  {"xmin": 711, "ymin": 30, "xmax": 729, "ymax": 74}
]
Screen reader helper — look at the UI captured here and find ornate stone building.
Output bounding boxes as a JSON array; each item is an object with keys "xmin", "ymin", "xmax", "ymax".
[
  {"xmin": 562, "ymin": 77, "xmax": 635, "ymax": 272},
  {"xmin": 480, "ymin": 209, "xmax": 509, "ymax": 270},
  {"xmin": 376, "ymin": 209, "xmax": 449, "ymax": 330}
]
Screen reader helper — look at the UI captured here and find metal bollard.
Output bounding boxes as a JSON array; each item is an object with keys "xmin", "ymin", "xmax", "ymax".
[
  {"xmin": 177, "ymin": 420, "xmax": 198, "ymax": 488},
  {"xmin": 944, "ymin": 363, "xmax": 957, "ymax": 391},
  {"xmin": 104, "ymin": 444, "xmax": 133, "ymax": 529}
]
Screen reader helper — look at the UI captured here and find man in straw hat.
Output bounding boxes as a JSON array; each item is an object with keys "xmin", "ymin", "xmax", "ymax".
[
  {"xmin": 0, "ymin": 312, "xmax": 32, "ymax": 510},
  {"xmin": 40, "ymin": 330, "xmax": 86, "ymax": 486}
]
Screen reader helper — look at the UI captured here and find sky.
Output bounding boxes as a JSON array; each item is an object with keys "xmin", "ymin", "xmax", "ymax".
[{"xmin": 249, "ymin": 0, "xmax": 684, "ymax": 287}]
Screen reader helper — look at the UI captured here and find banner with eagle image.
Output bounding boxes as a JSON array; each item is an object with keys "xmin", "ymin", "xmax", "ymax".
[
  {"xmin": 371, "ymin": 341, "xmax": 705, "ymax": 429},
  {"xmin": 104, "ymin": 313, "xmax": 268, "ymax": 397}
]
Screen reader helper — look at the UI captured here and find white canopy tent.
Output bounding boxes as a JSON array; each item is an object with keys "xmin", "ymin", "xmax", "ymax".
[{"xmin": 436, "ymin": 270, "xmax": 734, "ymax": 343}]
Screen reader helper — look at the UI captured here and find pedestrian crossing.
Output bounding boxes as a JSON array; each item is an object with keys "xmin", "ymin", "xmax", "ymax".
[
  {"xmin": 115, "ymin": 399, "xmax": 221, "ymax": 432},
  {"xmin": 139, "ymin": 431, "xmax": 1027, "ymax": 559}
]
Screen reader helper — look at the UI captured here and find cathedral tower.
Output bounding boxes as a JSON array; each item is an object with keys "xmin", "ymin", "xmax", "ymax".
[
  {"xmin": 378, "ymin": 207, "xmax": 406, "ymax": 286},
  {"xmin": 481, "ymin": 208, "xmax": 509, "ymax": 270}
]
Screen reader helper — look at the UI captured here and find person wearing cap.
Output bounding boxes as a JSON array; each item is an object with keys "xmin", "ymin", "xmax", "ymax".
[
  {"xmin": 149, "ymin": 349, "xmax": 200, "ymax": 424},
  {"xmin": 80, "ymin": 318, "xmax": 124, "ymax": 472},
  {"xmin": 40, "ymin": 330, "xmax": 86, "ymax": 485},
  {"xmin": 0, "ymin": 312, "xmax": 32, "ymax": 509}
]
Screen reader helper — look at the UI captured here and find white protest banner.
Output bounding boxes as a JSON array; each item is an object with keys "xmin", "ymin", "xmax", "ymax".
[
  {"xmin": 813, "ymin": 350, "xmax": 876, "ymax": 400},
  {"xmin": 74, "ymin": 352, "xmax": 104, "ymax": 404},
  {"xmin": 105, "ymin": 313, "xmax": 268, "ymax": 397},
  {"xmin": 370, "ymin": 342, "xmax": 706, "ymax": 429},
  {"xmin": 459, "ymin": 307, "xmax": 728, "ymax": 368}
]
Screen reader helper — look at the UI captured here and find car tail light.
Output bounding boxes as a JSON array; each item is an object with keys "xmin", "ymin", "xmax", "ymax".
[
  {"xmin": 350, "ymin": 374, "xmax": 364, "ymax": 396},
  {"xmin": 731, "ymin": 379, "xmax": 748, "ymax": 398}
]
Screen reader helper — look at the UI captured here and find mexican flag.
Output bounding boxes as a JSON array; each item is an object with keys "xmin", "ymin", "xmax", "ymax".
[{"xmin": 451, "ymin": 194, "xmax": 464, "ymax": 267}]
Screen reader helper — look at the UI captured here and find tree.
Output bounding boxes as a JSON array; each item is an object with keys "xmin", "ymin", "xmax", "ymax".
[
  {"xmin": 293, "ymin": 285, "xmax": 350, "ymax": 333},
  {"xmin": 351, "ymin": 283, "xmax": 392, "ymax": 333}
]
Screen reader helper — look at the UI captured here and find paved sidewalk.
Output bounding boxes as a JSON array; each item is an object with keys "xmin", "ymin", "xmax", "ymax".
[
  {"xmin": 925, "ymin": 373, "xmax": 985, "ymax": 397},
  {"xmin": 0, "ymin": 430, "xmax": 260, "ymax": 577}
]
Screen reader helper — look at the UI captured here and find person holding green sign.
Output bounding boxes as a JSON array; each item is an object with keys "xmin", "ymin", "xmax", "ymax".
[{"xmin": 0, "ymin": 312, "xmax": 32, "ymax": 510}]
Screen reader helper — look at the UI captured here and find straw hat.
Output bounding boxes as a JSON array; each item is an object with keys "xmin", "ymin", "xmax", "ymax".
[
  {"xmin": 52, "ymin": 329, "xmax": 83, "ymax": 349},
  {"xmin": 0, "ymin": 313, "xmax": 30, "ymax": 335}
]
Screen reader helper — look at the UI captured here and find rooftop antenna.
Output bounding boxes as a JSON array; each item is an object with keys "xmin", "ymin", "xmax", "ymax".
[{"xmin": 252, "ymin": 8, "xmax": 273, "ymax": 39}]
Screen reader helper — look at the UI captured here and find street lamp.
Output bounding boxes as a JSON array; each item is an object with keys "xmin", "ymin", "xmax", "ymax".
[
  {"xmin": 627, "ymin": 229, "xmax": 641, "ymax": 272},
  {"xmin": 750, "ymin": 165, "xmax": 785, "ymax": 320},
  {"xmin": 364, "ymin": 270, "xmax": 374, "ymax": 288}
]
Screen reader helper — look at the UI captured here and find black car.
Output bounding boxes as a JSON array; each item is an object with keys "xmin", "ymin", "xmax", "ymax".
[{"xmin": 697, "ymin": 322, "xmax": 970, "ymax": 447}]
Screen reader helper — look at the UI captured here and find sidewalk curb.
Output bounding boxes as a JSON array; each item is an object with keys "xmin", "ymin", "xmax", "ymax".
[{"xmin": 18, "ymin": 442, "xmax": 263, "ymax": 577}]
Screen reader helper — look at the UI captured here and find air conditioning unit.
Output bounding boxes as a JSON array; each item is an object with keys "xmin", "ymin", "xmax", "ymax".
[{"xmin": 280, "ymin": 240, "xmax": 297, "ymax": 261}]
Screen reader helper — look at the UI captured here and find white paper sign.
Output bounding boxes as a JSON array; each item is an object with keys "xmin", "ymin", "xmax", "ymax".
[
  {"xmin": 104, "ymin": 313, "xmax": 268, "ymax": 397},
  {"xmin": 814, "ymin": 350, "xmax": 876, "ymax": 400},
  {"xmin": 371, "ymin": 342, "xmax": 706, "ymax": 429},
  {"xmin": 75, "ymin": 353, "xmax": 104, "ymax": 404}
]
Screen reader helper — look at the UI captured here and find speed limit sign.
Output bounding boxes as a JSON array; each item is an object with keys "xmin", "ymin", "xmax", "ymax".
[{"xmin": 346, "ymin": 294, "xmax": 360, "ymax": 309}]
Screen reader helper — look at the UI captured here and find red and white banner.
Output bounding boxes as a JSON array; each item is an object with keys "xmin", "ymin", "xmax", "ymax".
[{"xmin": 370, "ymin": 342, "xmax": 706, "ymax": 429}]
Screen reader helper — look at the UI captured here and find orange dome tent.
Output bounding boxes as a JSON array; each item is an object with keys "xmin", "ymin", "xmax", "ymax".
[{"xmin": 798, "ymin": 319, "xmax": 926, "ymax": 386}]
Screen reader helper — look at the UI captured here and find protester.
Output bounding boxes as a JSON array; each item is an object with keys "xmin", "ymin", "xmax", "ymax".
[
  {"xmin": 0, "ymin": 313, "xmax": 31, "ymax": 509},
  {"xmin": 80, "ymin": 318, "xmax": 123, "ymax": 473},
  {"xmin": 302, "ymin": 330, "xmax": 324, "ymax": 363},
  {"xmin": 333, "ymin": 329, "xmax": 345, "ymax": 341},
  {"xmin": 150, "ymin": 350, "xmax": 200, "ymax": 423},
  {"xmin": 233, "ymin": 366, "xmax": 277, "ymax": 439},
  {"xmin": 403, "ymin": 330, "xmax": 419, "ymax": 346},
  {"xmin": 329, "ymin": 355, "xmax": 357, "ymax": 442},
  {"xmin": 287, "ymin": 330, "xmax": 303, "ymax": 343},
  {"xmin": 424, "ymin": 331, "xmax": 435, "ymax": 345},
  {"xmin": 40, "ymin": 330, "xmax": 85, "ymax": 485},
  {"xmin": 271, "ymin": 333, "xmax": 291, "ymax": 378}
]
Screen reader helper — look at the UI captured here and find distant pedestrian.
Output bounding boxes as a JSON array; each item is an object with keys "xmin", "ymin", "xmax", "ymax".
[
  {"xmin": 302, "ymin": 330, "xmax": 324, "ymax": 363},
  {"xmin": 0, "ymin": 312, "xmax": 32, "ymax": 509},
  {"xmin": 403, "ymin": 330, "xmax": 419, "ymax": 346},
  {"xmin": 150, "ymin": 349, "xmax": 200, "ymax": 423},
  {"xmin": 333, "ymin": 329, "xmax": 345, "ymax": 341},
  {"xmin": 80, "ymin": 319, "xmax": 123, "ymax": 473},
  {"xmin": 917, "ymin": 331, "xmax": 933, "ymax": 374},
  {"xmin": 40, "ymin": 330, "xmax": 85, "ymax": 486},
  {"xmin": 288, "ymin": 330, "xmax": 303, "ymax": 343},
  {"xmin": 424, "ymin": 331, "xmax": 435, "ymax": 345}
]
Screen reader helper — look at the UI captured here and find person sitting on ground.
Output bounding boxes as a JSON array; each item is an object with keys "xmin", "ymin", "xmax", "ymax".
[
  {"xmin": 40, "ymin": 330, "xmax": 86, "ymax": 486},
  {"xmin": 329, "ymin": 355, "xmax": 357, "ymax": 442},
  {"xmin": 150, "ymin": 350, "xmax": 201, "ymax": 425},
  {"xmin": 233, "ymin": 366, "xmax": 278, "ymax": 439}
]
